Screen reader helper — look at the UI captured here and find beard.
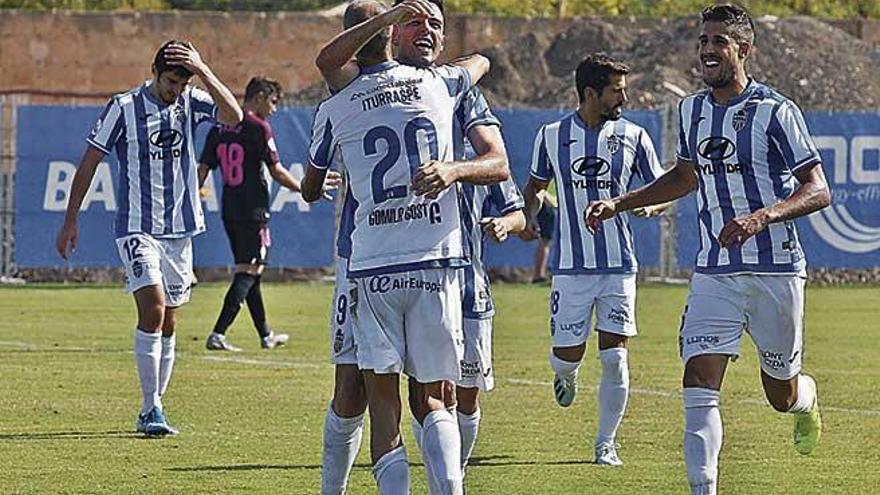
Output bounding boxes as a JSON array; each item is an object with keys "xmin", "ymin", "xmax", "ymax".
[
  {"xmin": 702, "ymin": 61, "xmax": 736, "ymax": 88},
  {"xmin": 602, "ymin": 104, "xmax": 623, "ymax": 121}
]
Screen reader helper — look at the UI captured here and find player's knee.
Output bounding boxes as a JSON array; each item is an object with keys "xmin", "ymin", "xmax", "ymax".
[
  {"xmin": 456, "ymin": 387, "xmax": 479, "ymax": 415},
  {"xmin": 138, "ymin": 305, "xmax": 165, "ymax": 331},
  {"xmin": 766, "ymin": 393, "xmax": 796, "ymax": 412},
  {"xmin": 333, "ymin": 366, "xmax": 367, "ymax": 417},
  {"xmin": 683, "ymin": 356, "xmax": 725, "ymax": 390},
  {"xmin": 553, "ymin": 344, "xmax": 585, "ymax": 363}
]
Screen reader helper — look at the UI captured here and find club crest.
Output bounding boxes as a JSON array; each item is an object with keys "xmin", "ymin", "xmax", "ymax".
[
  {"xmin": 732, "ymin": 109, "xmax": 748, "ymax": 132},
  {"xmin": 606, "ymin": 134, "xmax": 623, "ymax": 155}
]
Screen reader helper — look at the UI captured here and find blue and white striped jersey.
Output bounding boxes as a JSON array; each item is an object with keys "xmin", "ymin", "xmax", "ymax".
[
  {"xmin": 530, "ymin": 113, "xmax": 663, "ymax": 275},
  {"xmin": 309, "ymin": 61, "xmax": 474, "ymax": 278},
  {"xmin": 88, "ymin": 82, "xmax": 217, "ymax": 238},
  {"xmin": 676, "ymin": 80, "xmax": 820, "ymax": 274},
  {"xmin": 455, "ymin": 87, "xmax": 524, "ymax": 319}
]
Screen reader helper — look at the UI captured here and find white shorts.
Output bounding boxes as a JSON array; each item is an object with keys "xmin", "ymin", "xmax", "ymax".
[
  {"xmin": 115, "ymin": 233, "xmax": 194, "ymax": 307},
  {"xmin": 550, "ymin": 273, "xmax": 637, "ymax": 348},
  {"xmin": 330, "ymin": 258, "xmax": 357, "ymax": 365},
  {"xmin": 458, "ymin": 317, "xmax": 494, "ymax": 391},
  {"xmin": 679, "ymin": 273, "xmax": 806, "ymax": 380},
  {"xmin": 351, "ymin": 267, "xmax": 464, "ymax": 383}
]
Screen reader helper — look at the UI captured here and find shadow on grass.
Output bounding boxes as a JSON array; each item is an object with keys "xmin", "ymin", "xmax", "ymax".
[
  {"xmin": 168, "ymin": 456, "xmax": 595, "ymax": 473},
  {"xmin": 0, "ymin": 430, "xmax": 140, "ymax": 440}
]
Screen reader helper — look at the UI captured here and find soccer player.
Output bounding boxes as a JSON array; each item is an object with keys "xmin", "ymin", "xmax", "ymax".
[
  {"xmin": 312, "ymin": 1, "xmax": 513, "ymax": 493},
  {"xmin": 198, "ymin": 77, "xmax": 338, "ymax": 352},
  {"xmin": 584, "ymin": 4, "xmax": 830, "ymax": 493},
  {"xmin": 303, "ymin": 2, "xmax": 493, "ymax": 493},
  {"xmin": 522, "ymin": 53, "xmax": 667, "ymax": 466},
  {"xmin": 55, "ymin": 40, "xmax": 242, "ymax": 436}
]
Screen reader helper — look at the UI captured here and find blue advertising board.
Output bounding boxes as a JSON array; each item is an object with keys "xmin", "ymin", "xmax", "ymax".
[{"xmin": 14, "ymin": 104, "xmax": 665, "ymax": 270}]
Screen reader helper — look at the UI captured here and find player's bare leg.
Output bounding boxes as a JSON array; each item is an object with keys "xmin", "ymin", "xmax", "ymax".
[
  {"xmin": 363, "ymin": 371, "xmax": 408, "ymax": 494},
  {"xmin": 682, "ymin": 354, "xmax": 729, "ymax": 495},
  {"xmin": 594, "ymin": 331, "xmax": 629, "ymax": 466},
  {"xmin": 550, "ymin": 343, "xmax": 585, "ymax": 407},
  {"xmin": 322, "ymin": 364, "xmax": 368, "ymax": 495},
  {"xmin": 133, "ymin": 285, "xmax": 177, "ymax": 436},
  {"xmin": 761, "ymin": 371, "xmax": 821, "ymax": 455},
  {"xmin": 410, "ymin": 380, "xmax": 463, "ymax": 495}
]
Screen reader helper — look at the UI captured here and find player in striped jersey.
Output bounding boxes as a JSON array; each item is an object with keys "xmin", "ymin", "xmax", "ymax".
[
  {"xmin": 311, "ymin": 2, "xmax": 513, "ymax": 494},
  {"xmin": 303, "ymin": 2, "xmax": 500, "ymax": 493},
  {"xmin": 585, "ymin": 5, "xmax": 831, "ymax": 493},
  {"xmin": 522, "ymin": 53, "xmax": 667, "ymax": 466},
  {"xmin": 56, "ymin": 40, "xmax": 242, "ymax": 437}
]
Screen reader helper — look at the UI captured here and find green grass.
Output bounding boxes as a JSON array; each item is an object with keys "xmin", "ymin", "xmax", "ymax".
[{"xmin": 0, "ymin": 282, "xmax": 878, "ymax": 494}]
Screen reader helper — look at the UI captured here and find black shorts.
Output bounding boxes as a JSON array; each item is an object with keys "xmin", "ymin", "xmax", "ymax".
[
  {"xmin": 536, "ymin": 204, "xmax": 556, "ymax": 242},
  {"xmin": 223, "ymin": 219, "xmax": 270, "ymax": 265}
]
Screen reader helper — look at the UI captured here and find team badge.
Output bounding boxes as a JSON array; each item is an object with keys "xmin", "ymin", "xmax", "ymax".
[
  {"xmin": 606, "ymin": 134, "xmax": 622, "ymax": 155},
  {"xmin": 732, "ymin": 109, "xmax": 748, "ymax": 132},
  {"xmin": 132, "ymin": 261, "xmax": 144, "ymax": 279}
]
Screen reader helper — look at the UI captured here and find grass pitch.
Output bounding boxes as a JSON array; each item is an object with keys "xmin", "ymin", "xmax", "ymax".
[{"xmin": 0, "ymin": 282, "xmax": 878, "ymax": 494}]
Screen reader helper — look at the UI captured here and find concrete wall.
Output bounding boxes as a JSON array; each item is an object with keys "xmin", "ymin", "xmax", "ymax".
[{"xmin": 0, "ymin": 10, "xmax": 877, "ymax": 100}]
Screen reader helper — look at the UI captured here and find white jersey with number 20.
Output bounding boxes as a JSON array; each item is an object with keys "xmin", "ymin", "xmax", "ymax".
[{"xmin": 309, "ymin": 61, "xmax": 474, "ymax": 278}]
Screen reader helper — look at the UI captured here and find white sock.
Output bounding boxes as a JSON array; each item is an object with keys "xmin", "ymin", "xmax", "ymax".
[
  {"xmin": 158, "ymin": 334, "xmax": 176, "ymax": 398},
  {"xmin": 421, "ymin": 409, "xmax": 463, "ymax": 495},
  {"xmin": 372, "ymin": 445, "xmax": 409, "ymax": 495},
  {"xmin": 788, "ymin": 374, "xmax": 817, "ymax": 414},
  {"xmin": 596, "ymin": 348, "xmax": 629, "ymax": 446},
  {"xmin": 411, "ymin": 416, "xmax": 442, "ymax": 495},
  {"xmin": 321, "ymin": 404, "xmax": 364, "ymax": 495},
  {"xmin": 549, "ymin": 351, "xmax": 580, "ymax": 379},
  {"xmin": 134, "ymin": 329, "xmax": 161, "ymax": 415},
  {"xmin": 457, "ymin": 409, "xmax": 481, "ymax": 472},
  {"xmin": 683, "ymin": 388, "xmax": 722, "ymax": 495}
]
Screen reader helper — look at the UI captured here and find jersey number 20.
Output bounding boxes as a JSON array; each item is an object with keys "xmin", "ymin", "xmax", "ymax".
[{"xmin": 364, "ymin": 117, "xmax": 438, "ymax": 204}]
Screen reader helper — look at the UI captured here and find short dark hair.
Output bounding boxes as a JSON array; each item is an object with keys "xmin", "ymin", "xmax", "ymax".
[
  {"xmin": 244, "ymin": 76, "xmax": 282, "ymax": 102},
  {"xmin": 575, "ymin": 53, "xmax": 630, "ymax": 102},
  {"xmin": 153, "ymin": 39, "xmax": 194, "ymax": 79},
  {"xmin": 393, "ymin": 0, "xmax": 444, "ymax": 15},
  {"xmin": 701, "ymin": 3, "xmax": 755, "ymax": 45}
]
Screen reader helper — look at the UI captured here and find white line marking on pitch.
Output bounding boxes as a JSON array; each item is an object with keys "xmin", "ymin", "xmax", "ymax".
[
  {"xmin": 506, "ymin": 378, "xmax": 880, "ymax": 417},
  {"xmin": 199, "ymin": 355, "xmax": 321, "ymax": 369}
]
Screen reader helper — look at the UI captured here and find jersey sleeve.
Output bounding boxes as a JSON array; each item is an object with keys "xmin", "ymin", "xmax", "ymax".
[
  {"xmin": 199, "ymin": 126, "xmax": 220, "ymax": 170},
  {"xmin": 86, "ymin": 97, "xmax": 125, "ymax": 154},
  {"xmin": 261, "ymin": 123, "xmax": 282, "ymax": 167},
  {"xmin": 633, "ymin": 129, "xmax": 665, "ymax": 184},
  {"xmin": 433, "ymin": 64, "xmax": 474, "ymax": 104},
  {"xmin": 459, "ymin": 86, "xmax": 500, "ymax": 134},
  {"xmin": 767, "ymin": 100, "xmax": 821, "ymax": 172},
  {"xmin": 308, "ymin": 103, "xmax": 337, "ymax": 170},
  {"xmin": 675, "ymin": 98, "xmax": 693, "ymax": 163},
  {"xmin": 190, "ymin": 87, "xmax": 218, "ymax": 126},
  {"xmin": 529, "ymin": 126, "xmax": 552, "ymax": 181},
  {"xmin": 488, "ymin": 176, "xmax": 525, "ymax": 216}
]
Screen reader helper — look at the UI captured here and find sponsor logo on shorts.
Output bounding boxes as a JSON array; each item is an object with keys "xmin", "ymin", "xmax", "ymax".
[
  {"xmin": 549, "ymin": 317, "xmax": 556, "ymax": 336},
  {"xmin": 559, "ymin": 320, "xmax": 588, "ymax": 337},
  {"xmin": 166, "ymin": 283, "xmax": 190, "ymax": 299},
  {"xmin": 761, "ymin": 350, "xmax": 796, "ymax": 371},
  {"xmin": 333, "ymin": 328, "xmax": 345, "ymax": 354},
  {"xmin": 606, "ymin": 308, "xmax": 631, "ymax": 325},
  {"xmin": 686, "ymin": 335, "xmax": 720, "ymax": 350},
  {"xmin": 368, "ymin": 275, "xmax": 443, "ymax": 294},
  {"xmin": 460, "ymin": 360, "xmax": 481, "ymax": 379}
]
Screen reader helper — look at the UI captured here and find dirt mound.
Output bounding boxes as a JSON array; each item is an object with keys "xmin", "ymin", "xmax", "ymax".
[{"xmin": 479, "ymin": 16, "xmax": 880, "ymax": 110}]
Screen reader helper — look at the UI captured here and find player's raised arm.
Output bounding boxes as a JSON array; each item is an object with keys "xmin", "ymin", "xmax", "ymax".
[
  {"xmin": 449, "ymin": 53, "xmax": 491, "ymax": 88},
  {"xmin": 316, "ymin": 0, "xmax": 433, "ymax": 90},
  {"xmin": 56, "ymin": 145, "xmax": 105, "ymax": 259},
  {"xmin": 164, "ymin": 42, "xmax": 242, "ymax": 125}
]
